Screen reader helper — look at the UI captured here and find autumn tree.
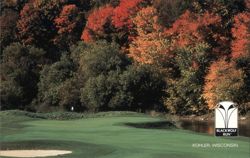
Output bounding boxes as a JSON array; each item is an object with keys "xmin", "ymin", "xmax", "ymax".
[
  {"xmin": 16, "ymin": 0, "xmax": 63, "ymax": 54},
  {"xmin": 16, "ymin": 2, "xmax": 44, "ymax": 45},
  {"xmin": 231, "ymin": 12, "xmax": 250, "ymax": 59},
  {"xmin": 112, "ymin": 0, "xmax": 148, "ymax": 29},
  {"xmin": 0, "ymin": 0, "xmax": 28, "ymax": 11},
  {"xmin": 231, "ymin": 11, "xmax": 250, "ymax": 113},
  {"xmin": 129, "ymin": 6, "xmax": 171, "ymax": 65},
  {"xmin": 0, "ymin": 9, "xmax": 19, "ymax": 53},
  {"xmin": 129, "ymin": 7, "xmax": 218, "ymax": 114},
  {"xmin": 166, "ymin": 10, "xmax": 221, "ymax": 51},
  {"xmin": 192, "ymin": 0, "xmax": 246, "ymax": 17},
  {"xmin": 81, "ymin": 0, "xmax": 150, "ymax": 47},
  {"xmin": 54, "ymin": 4, "xmax": 84, "ymax": 50},
  {"xmin": 81, "ymin": 5, "xmax": 114, "ymax": 42},
  {"xmin": 203, "ymin": 59, "xmax": 247, "ymax": 112},
  {"xmin": 165, "ymin": 10, "xmax": 227, "ymax": 56},
  {"xmin": 111, "ymin": 0, "xmax": 150, "ymax": 46},
  {"xmin": 190, "ymin": 0, "xmax": 248, "ymax": 55}
]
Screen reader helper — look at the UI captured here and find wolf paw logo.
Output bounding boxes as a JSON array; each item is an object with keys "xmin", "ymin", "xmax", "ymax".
[{"xmin": 215, "ymin": 101, "xmax": 238, "ymax": 136}]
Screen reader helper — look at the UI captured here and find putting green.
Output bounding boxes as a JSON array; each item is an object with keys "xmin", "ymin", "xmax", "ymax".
[{"xmin": 0, "ymin": 111, "xmax": 249, "ymax": 158}]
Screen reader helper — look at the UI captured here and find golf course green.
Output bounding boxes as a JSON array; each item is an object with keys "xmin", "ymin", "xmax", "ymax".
[{"xmin": 0, "ymin": 110, "xmax": 249, "ymax": 158}]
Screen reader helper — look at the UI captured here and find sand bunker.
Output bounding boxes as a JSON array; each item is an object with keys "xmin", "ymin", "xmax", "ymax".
[{"xmin": 0, "ymin": 150, "xmax": 72, "ymax": 157}]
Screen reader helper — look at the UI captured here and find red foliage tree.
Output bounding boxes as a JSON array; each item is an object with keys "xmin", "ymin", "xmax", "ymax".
[
  {"xmin": 81, "ymin": 5, "xmax": 114, "ymax": 42},
  {"xmin": 165, "ymin": 10, "xmax": 226, "ymax": 55},
  {"xmin": 81, "ymin": 29, "xmax": 92, "ymax": 42},
  {"xmin": 54, "ymin": 4, "xmax": 84, "ymax": 48},
  {"xmin": 55, "ymin": 4, "xmax": 79, "ymax": 34},
  {"xmin": 81, "ymin": 0, "xmax": 149, "ymax": 47},
  {"xmin": 16, "ymin": 0, "xmax": 63, "ymax": 48},
  {"xmin": 112, "ymin": 0, "xmax": 146, "ymax": 29},
  {"xmin": 16, "ymin": 2, "xmax": 43, "ymax": 45},
  {"xmin": 231, "ymin": 12, "xmax": 250, "ymax": 59}
]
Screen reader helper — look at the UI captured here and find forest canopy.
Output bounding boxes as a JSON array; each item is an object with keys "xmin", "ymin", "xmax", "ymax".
[{"xmin": 0, "ymin": 0, "xmax": 249, "ymax": 115}]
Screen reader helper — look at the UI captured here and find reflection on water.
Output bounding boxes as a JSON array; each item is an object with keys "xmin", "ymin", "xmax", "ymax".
[{"xmin": 179, "ymin": 119, "xmax": 250, "ymax": 137}]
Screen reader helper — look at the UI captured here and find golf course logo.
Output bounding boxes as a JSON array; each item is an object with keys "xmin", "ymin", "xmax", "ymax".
[{"xmin": 215, "ymin": 101, "xmax": 238, "ymax": 136}]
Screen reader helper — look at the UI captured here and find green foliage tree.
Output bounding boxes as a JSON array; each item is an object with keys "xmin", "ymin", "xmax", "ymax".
[
  {"xmin": 119, "ymin": 65, "xmax": 166, "ymax": 111},
  {"xmin": 79, "ymin": 41, "xmax": 166, "ymax": 112},
  {"xmin": 165, "ymin": 43, "xmax": 211, "ymax": 115},
  {"xmin": 36, "ymin": 41, "xmax": 165, "ymax": 112},
  {"xmin": 35, "ymin": 42, "xmax": 94, "ymax": 112},
  {"xmin": 37, "ymin": 54, "xmax": 78, "ymax": 111},
  {"xmin": 153, "ymin": 0, "xmax": 192, "ymax": 27},
  {"xmin": 78, "ymin": 42, "xmax": 130, "ymax": 78},
  {"xmin": 81, "ymin": 72, "xmax": 120, "ymax": 111},
  {"xmin": 0, "ymin": 43, "xmax": 45, "ymax": 110},
  {"xmin": 79, "ymin": 42, "xmax": 131, "ymax": 111},
  {"xmin": 81, "ymin": 64, "xmax": 166, "ymax": 112}
]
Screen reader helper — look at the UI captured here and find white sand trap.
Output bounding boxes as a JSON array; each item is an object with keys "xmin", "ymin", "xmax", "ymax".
[{"xmin": 0, "ymin": 150, "xmax": 72, "ymax": 157}]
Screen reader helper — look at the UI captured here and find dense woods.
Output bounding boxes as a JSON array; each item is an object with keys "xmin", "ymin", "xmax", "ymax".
[{"xmin": 0, "ymin": 0, "xmax": 249, "ymax": 115}]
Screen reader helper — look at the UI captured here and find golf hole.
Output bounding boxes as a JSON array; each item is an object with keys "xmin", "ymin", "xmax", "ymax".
[{"xmin": 0, "ymin": 150, "xmax": 72, "ymax": 157}]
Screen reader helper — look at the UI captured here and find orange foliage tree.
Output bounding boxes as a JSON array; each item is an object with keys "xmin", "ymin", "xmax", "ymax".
[
  {"xmin": 203, "ymin": 59, "xmax": 245, "ymax": 109},
  {"xmin": 81, "ymin": 5, "xmax": 114, "ymax": 42},
  {"xmin": 129, "ymin": 6, "xmax": 171, "ymax": 65},
  {"xmin": 231, "ymin": 12, "xmax": 250, "ymax": 59}
]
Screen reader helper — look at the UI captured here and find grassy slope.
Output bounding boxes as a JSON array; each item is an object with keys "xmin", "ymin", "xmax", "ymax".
[{"xmin": 0, "ymin": 111, "xmax": 249, "ymax": 158}]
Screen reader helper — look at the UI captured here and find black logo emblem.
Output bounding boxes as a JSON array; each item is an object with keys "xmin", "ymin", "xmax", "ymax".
[{"xmin": 215, "ymin": 101, "xmax": 238, "ymax": 136}]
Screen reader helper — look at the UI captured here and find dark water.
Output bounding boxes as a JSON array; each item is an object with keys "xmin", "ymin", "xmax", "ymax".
[{"xmin": 180, "ymin": 119, "xmax": 250, "ymax": 137}]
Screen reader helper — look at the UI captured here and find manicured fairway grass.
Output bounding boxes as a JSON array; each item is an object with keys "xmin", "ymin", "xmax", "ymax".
[{"xmin": 0, "ymin": 111, "xmax": 249, "ymax": 158}]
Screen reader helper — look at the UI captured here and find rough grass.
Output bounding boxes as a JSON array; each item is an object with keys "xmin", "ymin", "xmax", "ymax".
[
  {"xmin": 0, "ymin": 110, "xmax": 145, "ymax": 120},
  {"xmin": 0, "ymin": 110, "xmax": 249, "ymax": 158}
]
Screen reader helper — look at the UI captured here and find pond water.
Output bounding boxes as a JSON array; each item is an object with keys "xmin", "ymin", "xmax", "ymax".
[{"xmin": 179, "ymin": 119, "xmax": 250, "ymax": 137}]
